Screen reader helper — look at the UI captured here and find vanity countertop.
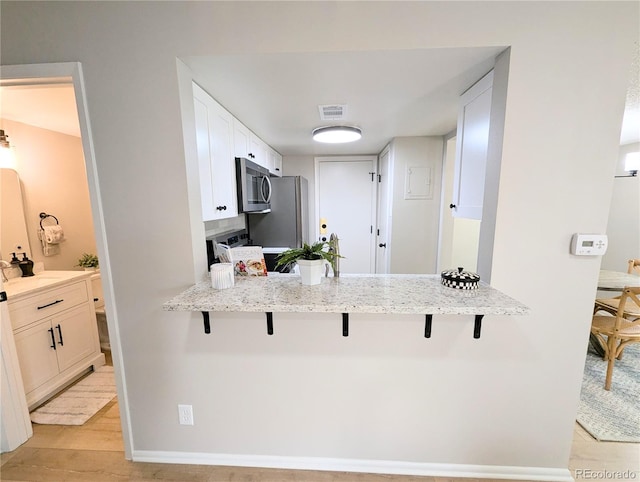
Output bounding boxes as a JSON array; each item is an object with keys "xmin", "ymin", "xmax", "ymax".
[
  {"xmin": 163, "ymin": 274, "xmax": 529, "ymax": 316},
  {"xmin": 4, "ymin": 270, "xmax": 94, "ymax": 301}
]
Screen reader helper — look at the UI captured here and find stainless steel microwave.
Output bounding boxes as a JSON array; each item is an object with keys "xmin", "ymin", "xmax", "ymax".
[{"xmin": 235, "ymin": 157, "xmax": 272, "ymax": 213}]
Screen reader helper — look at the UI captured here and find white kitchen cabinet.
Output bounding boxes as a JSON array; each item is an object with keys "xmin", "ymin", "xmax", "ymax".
[
  {"xmin": 451, "ymin": 70, "xmax": 494, "ymax": 220},
  {"xmin": 234, "ymin": 118, "xmax": 270, "ymax": 170},
  {"xmin": 9, "ymin": 276, "xmax": 104, "ymax": 409},
  {"xmin": 233, "ymin": 118, "xmax": 252, "ymax": 160},
  {"xmin": 193, "ymin": 82, "xmax": 238, "ymax": 221},
  {"xmin": 268, "ymin": 146, "xmax": 283, "ymax": 177}
]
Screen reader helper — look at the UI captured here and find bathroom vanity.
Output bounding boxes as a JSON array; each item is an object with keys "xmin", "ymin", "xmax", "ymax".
[{"xmin": 5, "ymin": 271, "xmax": 105, "ymax": 409}]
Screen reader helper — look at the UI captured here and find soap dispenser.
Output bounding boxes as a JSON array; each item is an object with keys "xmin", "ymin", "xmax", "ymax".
[
  {"xmin": 10, "ymin": 252, "xmax": 20, "ymax": 267},
  {"xmin": 18, "ymin": 253, "xmax": 35, "ymax": 277}
]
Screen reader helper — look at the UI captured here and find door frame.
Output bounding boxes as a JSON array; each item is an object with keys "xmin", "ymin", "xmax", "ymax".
[
  {"xmin": 0, "ymin": 62, "xmax": 132, "ymax": 458},
  {"xmin": 375, "ymin": 145, "xmax": 392, "ymax": 274},
  {"xmin": 314, "ymin": 156, "xmax": 378, "ymax": 273}
]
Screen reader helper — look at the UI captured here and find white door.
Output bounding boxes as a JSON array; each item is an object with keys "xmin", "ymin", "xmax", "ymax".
[
  {"xmin": 316, "ymin": 157, "xmax": 377, "ymax": 274},
  {"xmin": 1, "ymin": 276, "xmax": 32, "ymax": 452},
  {"xmin": 437, "ymin": 136, "xmax": 457, "ymax": 271},
  {"xmin": 375, "ymin": 146, "xmax": 392, "ymax": 273}
]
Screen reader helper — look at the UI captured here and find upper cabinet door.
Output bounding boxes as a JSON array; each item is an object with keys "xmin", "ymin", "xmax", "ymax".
[
  {"xmin": 233, "ymin": 118, "xmax": 251, "ymax": 160},
  {"xmin": 249, "ymin": 134, "xmax": 269, "ymax": 170},
  {"xmin": 268, "ymin": 147, "xmax": 282, "ymax": 177},
  {"xmin": 451, "ymin": 71, "xmax": 494, "ymax": 220},
  {"xmin": 193, "ymin": 83, "xmax": 238, "ymax": 221}
]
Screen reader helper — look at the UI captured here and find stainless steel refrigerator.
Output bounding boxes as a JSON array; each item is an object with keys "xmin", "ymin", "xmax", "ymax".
[{"xmin": 247, "ymin": 176, "xmax": 309, "ymax": 270}]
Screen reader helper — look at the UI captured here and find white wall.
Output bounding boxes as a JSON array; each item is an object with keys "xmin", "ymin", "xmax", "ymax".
[
  {"xmin": 477, "ymin": 48, "xmax": 510, "ymax": 283},
  {"xmin": 1, "ymin": 119, "xmax": 97, "ymax": 270},
  {"xmin": 439, "ymin": 135, "xmax": 481, "ymax": 273},
  {"xmin": 601, "ymin": 142, "xmax": 640, "ymax": 271},
  {"xmin": 1, "ymin": 0, "xmax": 637, "ymax": 476},
  {"xmin": 388, "ymin": 136, "xmax": 443, "ymax": 273}
]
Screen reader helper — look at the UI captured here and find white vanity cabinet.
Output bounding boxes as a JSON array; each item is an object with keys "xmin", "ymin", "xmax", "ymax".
[
  {"xmin": 8, "ymin": 275, "xmax": 104, "ymax": 409},
  {"xmin": 193, "ymin": 82, "xmax": 238, "ymax": 221}
]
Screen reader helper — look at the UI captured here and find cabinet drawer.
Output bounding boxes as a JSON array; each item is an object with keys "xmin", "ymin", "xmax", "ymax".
[{"xmin": 9, "ymin": 281, "xmax": 89, "ymax": 331}]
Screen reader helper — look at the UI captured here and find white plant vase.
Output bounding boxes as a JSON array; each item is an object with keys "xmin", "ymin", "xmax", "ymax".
[{"xmin": 297, "ymin": 259, "xmax": 325, "ymax": 286}]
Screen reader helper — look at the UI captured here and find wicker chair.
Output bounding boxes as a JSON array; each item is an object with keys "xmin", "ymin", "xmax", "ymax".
[
  {"xmin": 593, "ymin": 259, "xmax": 640, "ymax": 319},
  {"xmin": 590, "ymin": 286, "xmax": 640, "ymax": 390}
]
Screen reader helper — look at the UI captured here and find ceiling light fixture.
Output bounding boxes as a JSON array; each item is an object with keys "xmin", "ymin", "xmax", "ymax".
[{"xmin": 312, "ymin": 126, "xmax": 362, "ymax": 144}]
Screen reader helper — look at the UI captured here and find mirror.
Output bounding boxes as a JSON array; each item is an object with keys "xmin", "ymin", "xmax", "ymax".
[{"xmin": 0, "ymin": 168, "xmax": 32, "ymax": 260}]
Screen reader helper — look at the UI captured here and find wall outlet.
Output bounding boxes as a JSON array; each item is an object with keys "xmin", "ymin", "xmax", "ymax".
[{"xmin": 178, "ymin": 404, "xmax": 194, "ymax": 425}]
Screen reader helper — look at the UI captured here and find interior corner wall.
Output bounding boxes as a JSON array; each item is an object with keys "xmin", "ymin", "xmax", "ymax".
[
  {"xmin": 1, "ymin": 0, "xmax": 637, "ymax": 476},
  {"xmin": 601, "ymin": 142, "xmax": 640, "ymax": 271},
  {"xmin": 389, "ymin": 136, "xmax": 443, "ymax": 274},
  {"xmin": 477, "ymin": 48, "xmax": 510, "ymax": 283},
  {"xmin": 1, "ymin": 118, "xmax": 96, "ymax": 270}
]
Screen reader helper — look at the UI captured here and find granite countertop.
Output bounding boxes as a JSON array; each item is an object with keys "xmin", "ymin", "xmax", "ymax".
[{"xmin": 163, "ymin": 274, "xmax": 529, "ymax": 316}]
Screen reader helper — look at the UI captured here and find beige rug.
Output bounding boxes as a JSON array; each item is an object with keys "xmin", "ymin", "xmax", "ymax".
[{"xmin": 30, "ymin": 365, "xmax": 116, "ymax": 425}]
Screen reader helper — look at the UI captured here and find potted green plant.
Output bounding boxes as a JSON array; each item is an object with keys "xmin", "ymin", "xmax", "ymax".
[
  {"xmin": 275, "ymin": 240, "xmax": 342, "ymax": 285},
  {"xmin": 77, "ymin": 253, "xmax": 99, "ymax": 271}
]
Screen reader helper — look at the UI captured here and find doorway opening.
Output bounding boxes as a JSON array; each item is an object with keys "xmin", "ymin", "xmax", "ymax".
[{"xmin": 0, "ymin": 62, "xmax": 130, "ymax": 457}]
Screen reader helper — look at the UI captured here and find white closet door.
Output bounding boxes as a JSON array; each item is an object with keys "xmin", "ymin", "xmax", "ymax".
[{"xmin": 317, "ymin": 157, "xmax": 377, "ymax": 274}]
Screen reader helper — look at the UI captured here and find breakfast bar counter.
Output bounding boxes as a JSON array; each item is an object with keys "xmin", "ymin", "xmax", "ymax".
[
  {"xmin": 163, "ymin": 274, "xmax": 528, "ymax": 315},
  {"xmin": 164, "ymin": 274, "xmax": 529, "ymax": 338}
]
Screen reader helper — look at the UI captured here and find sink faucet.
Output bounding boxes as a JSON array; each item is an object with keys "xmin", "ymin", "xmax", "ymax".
[
  {"xmin": 0, "ymin": 260, "xmax": 12, "ymax": 282},
  {"xmin": 328, "ymin": 233, "xmax": 340, "ymax": 277}
]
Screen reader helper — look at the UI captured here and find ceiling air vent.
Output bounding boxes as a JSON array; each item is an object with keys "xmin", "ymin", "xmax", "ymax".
[{"xmin": 318, "ymin": 104, "xmax": 347, "ymax": 121}]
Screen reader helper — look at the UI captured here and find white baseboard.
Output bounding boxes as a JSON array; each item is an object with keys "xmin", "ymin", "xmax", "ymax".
[{"xmin": 132, "ymin": 450, "xmax": 574, "ymax": 481}]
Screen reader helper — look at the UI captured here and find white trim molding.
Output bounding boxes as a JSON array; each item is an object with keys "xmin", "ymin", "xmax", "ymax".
[{"xmin": 132, "ymin": 450, "xmax": 574, "ymax": 482}]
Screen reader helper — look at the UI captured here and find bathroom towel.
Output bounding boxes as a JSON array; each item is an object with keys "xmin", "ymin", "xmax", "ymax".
[
  {"xmin": 43, "ymin": 225, "xmax": 64, "ymax": 244},
  {"xmin": 40, "ymin": 233, "xmax": 60, "ymax": 256},
  {"xmin": 39, "ymin": 226, "xmax": 63, "ymax": 256}
]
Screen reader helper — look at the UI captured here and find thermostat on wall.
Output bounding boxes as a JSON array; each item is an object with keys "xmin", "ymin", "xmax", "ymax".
[{"xmin": 570, "ymin": 233, "xmax": 608, "ymax": 256}]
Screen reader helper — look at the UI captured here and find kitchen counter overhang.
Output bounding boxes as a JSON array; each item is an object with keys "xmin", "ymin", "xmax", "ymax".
[{"xmin": 163, "ymin": 274, "xmax": 529, "ymax": 338}]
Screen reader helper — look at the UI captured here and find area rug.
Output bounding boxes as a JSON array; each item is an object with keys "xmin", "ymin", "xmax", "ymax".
[
  {"xmin": 30, "ymin": 365, "xmax": 116, "ymax": 426},
  {"xmin": 576, "ymin": 342, "xmax": 640, "ymax": 442}
]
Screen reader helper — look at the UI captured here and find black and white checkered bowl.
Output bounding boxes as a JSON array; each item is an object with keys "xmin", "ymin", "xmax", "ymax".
[{"xmin": 441, "ymin": 267, "xmax": 480, "ymax": 290}]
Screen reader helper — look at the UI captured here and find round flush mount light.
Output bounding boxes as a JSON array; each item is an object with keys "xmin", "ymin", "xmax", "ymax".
[{"xmin": 312, "ymin": 126, "xmax": 362, "ymax": 144}]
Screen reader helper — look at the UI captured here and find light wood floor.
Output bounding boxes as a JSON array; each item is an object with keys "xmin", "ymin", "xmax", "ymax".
[{"xmin": 1, "ymin": 362, "xmax": 638, "ymax": 481}]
